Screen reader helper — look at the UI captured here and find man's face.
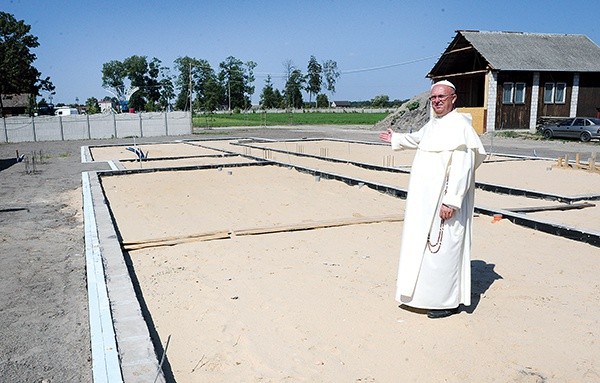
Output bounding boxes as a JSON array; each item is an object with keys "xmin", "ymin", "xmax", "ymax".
[{"xmin": 430, "ymin": 84, "xmax": 456, "ymax": 117}]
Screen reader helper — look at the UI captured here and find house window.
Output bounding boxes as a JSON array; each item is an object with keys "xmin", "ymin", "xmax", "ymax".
[
  {"xmin": 502, "ymin": 82, "xmax": 526, "ymax": 104},
  {"xmin": 544, "ymin": 83, "xmax": 554, "ymax": 103},
  {"xmin": 544, "ymin": 82, "xmax": 567, "ymax": 104},
  {"xmin": 514, "ymin": 83, "xmax": 526, "ymax": 104},
  {"xmin": 502, "ymin": 83, "xmax": 514, "ymax": 104},
  {"xmin": 555, "ymin": 82, "xmax": 566, "ymax": 103}
]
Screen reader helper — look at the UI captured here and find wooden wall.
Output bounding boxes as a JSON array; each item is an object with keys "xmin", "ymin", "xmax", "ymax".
[
  {"xmin": 537, "ymin": 72, "xmax": 572, "ymax": 117},
  {"xmin": 577, "ymin": 73, "xmax": 600, "ymax": 117},
  {"xmin": 457, "ymin": 107, "xmax": 486, "ymax": 134},
  {"xmin": 495, "ymin": 72, "xmax": 532, "ymax": 130},
  {"xmin": 453, "ymin": 75, "xmax": 486, "ymax": 108}
]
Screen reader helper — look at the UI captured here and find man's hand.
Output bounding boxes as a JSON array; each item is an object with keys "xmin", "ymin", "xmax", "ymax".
[
  {"xmin": 440, "ymin": 204, "xmax": 456, "ymax": 220},
  {"xmin": 379, "ymin": 128, "xmax": 393, "ymax": 143}
]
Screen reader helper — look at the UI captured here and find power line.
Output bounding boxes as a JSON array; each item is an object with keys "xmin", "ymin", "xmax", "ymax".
[
  {"xmin": 340, "ymin": 55, "xmax": 438, "ymax": 74},
  {"xmin": 253, "ymin": 55, "xmax": 438, "ymax": 78}
]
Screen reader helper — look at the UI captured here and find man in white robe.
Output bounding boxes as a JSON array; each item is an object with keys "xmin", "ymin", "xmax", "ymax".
[{"xmin": 379, "ymin": 80, "xmax": 486, "ymax": 318}]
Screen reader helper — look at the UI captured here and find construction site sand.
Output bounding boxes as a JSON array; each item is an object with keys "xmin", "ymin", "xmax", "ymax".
[
  {"xmin": 245, "ymin": 141, "xmax": 600, "ymax": 196},
  {"xmin": 95, "ymin": 139, "xmax": 600, "ymax": 196},
  {"xmin": 97, "ymin": 139, "xmax": 599, "ymax": 231},
  {"xmin": 124, "ymin": 219, "xmax": 598, "ymax": 383},
  {"xmin": 96, "ymin": 139, "xmax": 600, "ymax": 382}
]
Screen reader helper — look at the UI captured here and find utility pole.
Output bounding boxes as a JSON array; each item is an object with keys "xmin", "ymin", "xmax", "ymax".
[
  {"xmin": 189, "ymin": 63, "xmax": 193, "ymax": 113},
  {"xmin": 189, "ymin": 62, "xmax": 193, "ymax": 130}
]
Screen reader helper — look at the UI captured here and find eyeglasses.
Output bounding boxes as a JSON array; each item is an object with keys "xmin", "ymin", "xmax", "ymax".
[{"xmin": 429, "ymin": 93, "xmax": 455, "ymax": 102}]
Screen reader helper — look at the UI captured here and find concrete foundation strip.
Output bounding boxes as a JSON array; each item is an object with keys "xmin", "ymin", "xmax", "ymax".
[
  {"xmin": 82, "ymin": 172, "xmax": 123, "ymax": 383},
  {"xmin": 84, "ymin": 171, "xmax": 166, "ymax": 383},
  {"xmin": 121, "ymin": 214, "xmax": 405, "ymax": 251},
  {"xmin": 476, "ymin": 206, "xmax": 600, "ymax": 247},
  {"xmin": 504, "ymin": 201, "xmax": 595, "ymax": 213}
]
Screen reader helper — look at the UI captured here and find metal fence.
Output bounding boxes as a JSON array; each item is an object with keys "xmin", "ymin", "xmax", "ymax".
[{"xmin": 1, "ymin": 111, "xmax": 192, "ymax": 143}]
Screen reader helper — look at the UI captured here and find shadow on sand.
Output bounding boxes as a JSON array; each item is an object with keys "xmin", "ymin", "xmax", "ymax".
[
  {"xmin": 398, "ymin": 260, "xmax": 502, "ymax": 316},
  {"xmin": 0, "ymin": 158, "xmax": 17, "ymax": 173},
  {"xmin": 465, "ymin": 260, "xmax": 503, "ymax": 313}
]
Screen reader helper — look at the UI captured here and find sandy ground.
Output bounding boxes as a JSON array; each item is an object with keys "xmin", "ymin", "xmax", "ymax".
[
  {"xmin": 98, "ymin": 136, "xmax": 599, "ymax": 382},
  {"xmin": 1, "ymin": 125, "xmax": 599, "ymax": 382}
]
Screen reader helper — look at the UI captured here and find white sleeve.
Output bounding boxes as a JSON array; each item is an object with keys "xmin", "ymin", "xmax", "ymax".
[
  {"xmin": 390, "ymin": 129, "xmax": 422, "ymax": 150},
  {"xmin": 442, "ymin": 148, "xmax": 474, "ymax": 210}
]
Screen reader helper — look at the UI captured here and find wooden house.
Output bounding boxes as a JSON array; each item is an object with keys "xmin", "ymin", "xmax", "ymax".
[
  {"xmin": 428, "ymin": 30, "xmax": 600, "ymax": 133},
  {"xmin": 1, "ymin": 94, "xmax": 30, "ymax": 116}
]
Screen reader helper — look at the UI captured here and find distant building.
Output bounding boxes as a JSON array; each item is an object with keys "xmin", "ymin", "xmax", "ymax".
[
  {"xmin": 428, "ymin": 30, "xmax": 600, "ymax": 133},
  {"xmin": 331, "ymin": 100, "xmax": 351, "ymax": 108},
  {"xmin": 99, "ymin": 99, "xmax": 114, "ymax": 114},
  {"xmin": 1, "ymin": 94, "xmax": 30, "ymax": 116}
]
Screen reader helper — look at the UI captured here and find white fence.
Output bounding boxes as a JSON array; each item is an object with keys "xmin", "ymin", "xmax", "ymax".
[
  {"xmin": 214, "ymin": 107, "xmax": 392, "ymax": 114},
  {"xmin": 2, "ymin": 111, "xmax": 192, "ymax": 143}
]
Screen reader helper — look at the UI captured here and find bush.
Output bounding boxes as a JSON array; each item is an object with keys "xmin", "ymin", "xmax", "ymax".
[{"xmin": 406, "ymin": 101, "xmax": 419, "ymax": 111}]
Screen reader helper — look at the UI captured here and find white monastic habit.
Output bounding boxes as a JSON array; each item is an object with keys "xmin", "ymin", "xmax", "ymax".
[{"xmin": 390, "ymin": 109, "xmax": 486, "ymax": 309}]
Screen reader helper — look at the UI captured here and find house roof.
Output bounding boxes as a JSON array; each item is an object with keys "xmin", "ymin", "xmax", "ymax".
[
  {"xmin": 1, "ymin": 94, "xmax": 30, "ymax": 108},
  {"xmin": 429, "ymin": 30, "xmax": 600, "ymax": 77}
]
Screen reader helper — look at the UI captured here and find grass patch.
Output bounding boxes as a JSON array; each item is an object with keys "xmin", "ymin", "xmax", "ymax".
[
  {"xmin": 193, "ymin": 111, "xmax": 389, "ymax": 128},
  {"xmin": 493, "ymin": 130, "xmax": 544, "ymax": 140}
]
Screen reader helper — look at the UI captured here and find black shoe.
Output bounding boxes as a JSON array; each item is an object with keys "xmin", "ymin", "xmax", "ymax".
[{"xmin": 427, "ymin": 307, "xmax": 458, "ymax": 319}]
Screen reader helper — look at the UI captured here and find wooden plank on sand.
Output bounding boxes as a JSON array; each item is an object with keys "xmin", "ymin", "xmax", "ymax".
[{"xmin": 123, "ymin": 214, "xmax": 404, "ymax": 250}]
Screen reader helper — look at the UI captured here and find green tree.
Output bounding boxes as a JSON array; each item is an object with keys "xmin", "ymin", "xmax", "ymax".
[
  {"xmin": 102, "ymin": 55, "xmax": 174, "ymax": 112},
  {"xmin": 273, "ymin": 89, "xmax": 285, "ymax": 108},
  {"xmin": 244, "ymin": 60, "xmax": 257, "ymax": 109},
  {"xmin": 316, "ymin": 93, "xmax": 329, "ymax": 108},
  {"xmin": 259, "ymin": 75, "xmax": 278, "ymax": 109},
  {"xmin": 85, "ymin": 97, "xmax": 100, "ymax": 114},
  {"xmin": 218, "ymin": 56, "xmax": 256, "ymax": 111},
  {"xmin": 195, "ymin": 59, "xmax": 222, "ymax": 112},
  {"xmin": 219, "ymin": 56, "xmax": 244, "ymax": 111},
  {"xmin": 371, "ymin": 94, "xmax": 390, "ymax": 108},
  {"xmin": 122, "ymin": 55, "xmax": 148, "ymax": 111},
  {"xmin": 322, "ymin": 59, "xmax": 340, "ymax": 99},
  {"xmin": 174, "ymin": 56, "xmax": 224, "ymax": 112},
  {"xmin": 155, "ymin": 62, "xmax": 175, "ymax": 111},
  {"xmin": 0, "ymin": 12, "xmax": 55, "ymax": 116},
  {"xmin": 145, "ymin": 58, "xmax": 174, "ymax": 111},
  {"xmin": 173, "ymin": 56, "xmax": 194, "ymax": 111},
  {"xmin": 284, "ymin": 69, "xmax": 305, "ymax": 109},
  {"xmin": 282, "ymin": 60, "xmax": 304, "ymax": 109},
  {"xmin": 101, "ymin": 60, "xmax": 127, "ymax": 100},
  {"xmin": 144, "ymin": 57, "xmax": 162, "ymax": 111},
  {"xmin": 306, "ymin": 55, "xmax": 322, "ymax": 107}
]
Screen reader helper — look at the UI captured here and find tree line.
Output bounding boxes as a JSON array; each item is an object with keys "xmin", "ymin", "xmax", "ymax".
[{"xmin": 98, "ymin": 54, "xmax": 342, "ymax": 113}]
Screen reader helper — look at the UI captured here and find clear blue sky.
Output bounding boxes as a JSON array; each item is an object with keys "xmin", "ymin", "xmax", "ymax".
[{"xmin": 4, "ymin": 0, "xmax": 599, "ymax": 106}]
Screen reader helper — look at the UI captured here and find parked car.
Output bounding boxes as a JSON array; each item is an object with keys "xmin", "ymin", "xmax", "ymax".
[
  {"xmin": 54, "ymin": 107, "xmax": 79, "ymax": 116},
  {"xmin": 542, "ymin": 117, "xmax": 600, "ymax": 142}
]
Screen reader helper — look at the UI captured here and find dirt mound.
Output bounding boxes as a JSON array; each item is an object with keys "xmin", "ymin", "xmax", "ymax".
[{"xmin": 373, "ymin": 91, "xmax": 430, "ymax": 133}]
